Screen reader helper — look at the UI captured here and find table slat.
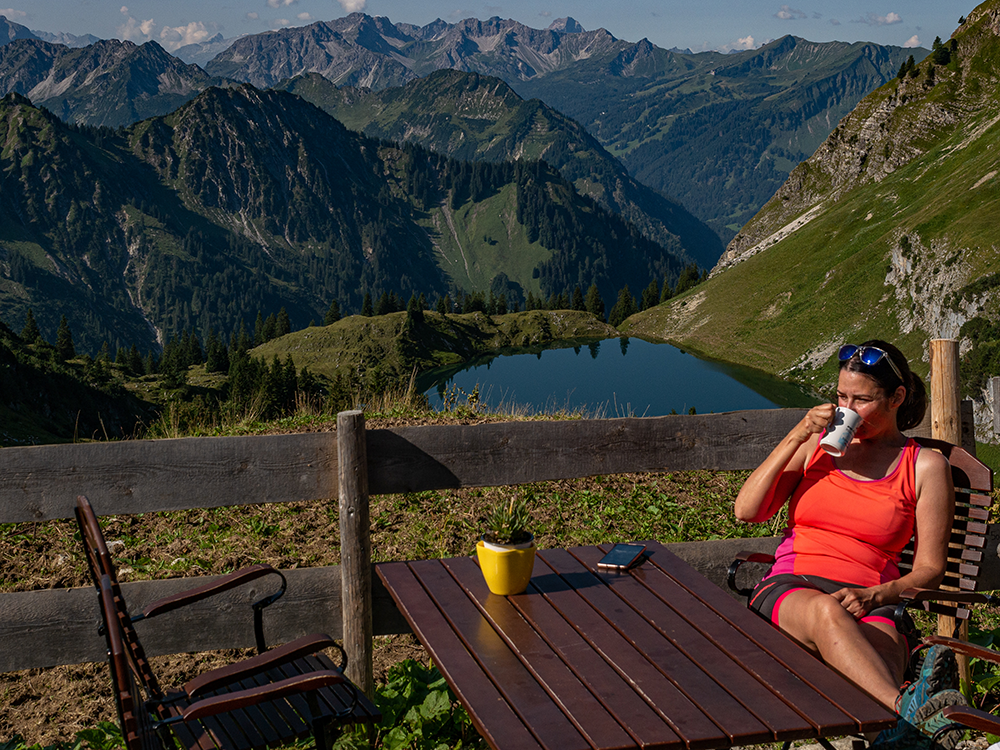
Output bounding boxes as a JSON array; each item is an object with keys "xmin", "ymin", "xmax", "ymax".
[
  {"xmin": 375, "ymin": 561, "xmax": 546, "ymax": 750},
  {"xmin": 408, "ymin": 559, "xmax": 592, "ymax": 750},
  {"xmin": 528, "ymin": 554, "xmax": 732, "ymax": 749},
  {"xmin": 570, "ymin": 545, "xmax": 821, "ymax": 741},
  {"xmin": 639, "ymin": 542, "xmax": 897, "ymax": 734},
  {"xmin": 444, "ymin": 555, "xmax": 641, "ymax": 750},
  {"xmin": 539, "ymin": 548, "xmax": 774, "ymax": 747}
]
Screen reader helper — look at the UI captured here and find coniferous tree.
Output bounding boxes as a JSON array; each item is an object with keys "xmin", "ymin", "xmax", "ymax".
[
  {"xmin": 640, "ymin": 279, "xmax": 660, "ymax": 311},
  {"xmin": 324, "ymin": 300, "xmax": 341, "ymax": 325},
  {"xmin": 584, "ymin": 283, "xmax": 605, "ymax": 321},
  {"xmin": 660, "ymin": 277, "xmax": 675, "ymax": 303},
  {"xmin": 674, "ymin": 263, "xmax": 702, "ymax": 295},
  {"xmin": 21, "ymin": 309, "xmax": 41, "ymax": 344},
  {"xmin": 406, "ymin": 294, "xmax": 424, "ymax": 325},
  {"xmin": 571, "ymin": 286, "xmax": 585, "ymax": 311},
  {"xmin": 127, "ymin": 344, "xmax": 143, "ymax": 375},
  {"xmin": 276, "ymin": 308, "xmax": 291, "ymax": 337},
  {"xmin": 55, "ymin": 316, "xmax": 75, "ymax": 361},
  {"xmin": 361, "ymin": 293, "xmax": 374, "ymax": 317},
  {"xmin": 607, "ymin": 286, "xmax": 639, "ymax": 327}
]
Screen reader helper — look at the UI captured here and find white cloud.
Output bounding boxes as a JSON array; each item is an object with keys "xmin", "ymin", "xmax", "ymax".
[
  {"xmin": 247, "ymin": 12, "xmax": 259, "ymax": 20},
  {"xmin": 118, "ymin": 14, "xmax": 156, "ymax": 41},
  {"xmin": 904, "ymin": 34, "xmax": 920, "ymax": 48},
  {"xmin": 159, "ymin": 21, "xmax": 213, "ymax": 50},
  {"xmin": 267, "ymin": 0, "xmax": 296, "ymax": 7},
  {"xmin": 775, "ymin": 5, "xmax": 806, "ymax": 20},
  {"xmin": 272, "ymin": 18, "xmax": 290, "ymax": 27},
  {"xmin": 719, "ymin": 35, "xmax": 756, "ymax": 53},
  {"xmin": 0, "ymin": 8, "xmax": 27, "ymax": 20},
  {"xmin": 337, "ymin": 0, "xmax": 367, "ymax": 13},
  {"xmin": 298, "ymin": 12, "xmax": 312, "ymax": 20},
  {"xmin": 120, "ymin": 5, "xmax": 128, "ymax": 14},
  {"xmin": 855, "ymin": 12, "xmax": 902, "ymax": 26}
]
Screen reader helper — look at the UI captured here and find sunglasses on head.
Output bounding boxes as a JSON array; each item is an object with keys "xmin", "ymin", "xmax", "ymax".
[{"xmin": 838, "ymin": 344, "xmax": 904, "ymax": 383}]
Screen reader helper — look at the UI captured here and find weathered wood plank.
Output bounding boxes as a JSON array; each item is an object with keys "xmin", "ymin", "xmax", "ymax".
[
  {"xmin": 367, "ymin": 409, "xmax": 808, "ymax": 494},
  {"xmin": 0, "ymin": 566, "xmax": 409, "ymax": 672},
  {"xmin": 0, "ymin": 411, "xmax": 807, "ymax": 523},
  {"xmin": 0, "ymin": 433, "xmax": 338, "ymax": 523}
]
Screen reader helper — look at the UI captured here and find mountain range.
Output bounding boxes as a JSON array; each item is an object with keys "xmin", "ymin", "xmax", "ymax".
[
  {"xmin": 0, "ymin": 12, "xmax": 924, "ymax": 246},
  {"xmin": 624, "ymin": 5, "xmax": 998, "ymax": 391},
  {"xmin": 0, "ymin": 85, "xmax": 688, "ymax": 353},
  {"xmin": 277, "ymin": 69, "xmax": 722, "ymax": 268}
]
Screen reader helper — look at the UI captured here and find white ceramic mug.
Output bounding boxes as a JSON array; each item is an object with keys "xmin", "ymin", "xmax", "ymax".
[{"xmin": 820, "ymin": 407, "xmax": 862, "ymax": 457}]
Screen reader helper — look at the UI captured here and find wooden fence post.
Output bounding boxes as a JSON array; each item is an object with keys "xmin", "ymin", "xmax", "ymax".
[
  {"xmin": 991, "ymin": 376, "xmax": 1000, "ymax": 437},
  {"xmin": 929, "ymin": 339, "xmax": 970, "ymax": 685},
  {"xmin": 338, "ymin": 410, "xmax": 373, "ymax": 697}
]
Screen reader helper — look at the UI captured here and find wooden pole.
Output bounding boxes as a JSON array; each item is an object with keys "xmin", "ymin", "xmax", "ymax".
[
  {"xmin": 929, "ymin": 339, "xmax": 970, "ymax": 686},
  {"xmin": 338, "ymin": 410, "xmax": 373, "ymax": 697}
]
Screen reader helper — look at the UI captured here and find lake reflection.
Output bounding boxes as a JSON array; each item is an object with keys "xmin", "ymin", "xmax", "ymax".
[{"xmin": 418, "ymin": 338, "xmax": 819, "ymax": 416}]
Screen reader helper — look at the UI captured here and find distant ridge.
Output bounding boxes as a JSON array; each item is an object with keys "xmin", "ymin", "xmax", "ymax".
[{"xmin": 624, "ymin": 6, "xmax": 1000, "ymax": 390}]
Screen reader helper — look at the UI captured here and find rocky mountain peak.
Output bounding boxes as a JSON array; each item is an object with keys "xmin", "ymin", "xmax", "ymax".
[{"xmin": 548, "ymin": 18, "xmax": 585, "ymax": 34}]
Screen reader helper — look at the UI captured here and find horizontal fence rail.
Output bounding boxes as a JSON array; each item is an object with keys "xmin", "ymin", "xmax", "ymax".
[{"xmin": 0, "ymin": 405, "xmax": 981, "ymax": 677}]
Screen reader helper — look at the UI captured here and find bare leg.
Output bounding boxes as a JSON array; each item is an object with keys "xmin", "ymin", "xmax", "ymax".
[{"xmin": 776, "ymin": 589, "xmax": 904, "ymax": 708}]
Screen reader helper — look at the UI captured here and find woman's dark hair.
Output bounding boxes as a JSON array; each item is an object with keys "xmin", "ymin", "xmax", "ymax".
[{"xmin": 839, "ymin": 339, "xmax": 927, "ymax": 431}]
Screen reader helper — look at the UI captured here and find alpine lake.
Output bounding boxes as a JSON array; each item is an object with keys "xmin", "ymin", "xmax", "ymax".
[{"xmin": 417, "ymin": 337, "xmax": 822, "ymax": 417}]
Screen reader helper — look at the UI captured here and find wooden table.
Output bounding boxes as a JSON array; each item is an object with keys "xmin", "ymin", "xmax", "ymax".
[{"xmin": 376, "ymin": 541, "xmax": 897, "ymax": 750}]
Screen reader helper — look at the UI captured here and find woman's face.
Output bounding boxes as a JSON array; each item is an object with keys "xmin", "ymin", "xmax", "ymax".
[{"xmin": 836, "ymin": 369, "xmax": 904, "ymax": 439}]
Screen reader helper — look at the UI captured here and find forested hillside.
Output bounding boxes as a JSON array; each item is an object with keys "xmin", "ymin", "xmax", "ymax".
[
  {"xmin": 0, "ymin": 86, "xmax": 686, "ymax": 354},
  {"xmin": 280, "ymin": 69, "xmax": 723, "ymax": 268}
]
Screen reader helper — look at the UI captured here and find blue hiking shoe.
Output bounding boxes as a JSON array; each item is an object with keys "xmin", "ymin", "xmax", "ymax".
[
  {"xmin": 912, "ymin": 688, "xmax": 968, "ymax": 749},
  {"xmin": 898, "ymin": 644, "xmax": 959, "ymax": 722},
  {"xmin": 869, "ymin": 715, "xmax": 929, "ymax": 750}
]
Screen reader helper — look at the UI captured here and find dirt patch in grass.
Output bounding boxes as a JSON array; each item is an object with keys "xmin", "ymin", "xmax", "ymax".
[{"xmin": 0, "ymin": 412, "xmax": 765, "ymax": 745}]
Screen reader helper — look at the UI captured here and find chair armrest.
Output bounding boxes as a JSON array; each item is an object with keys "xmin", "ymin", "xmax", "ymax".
[
  {"xmin": 923, "ymin": 635, "xmax": 1000, "ymax": 665},
  {"xmin": 184, "ymin": 633, "xmax": 344, "ymax": 699},
  {"xmin": 138, "ymin": 564, "xmax": 287, "ymax": 652},
  {"xmin": 168, "ymin": 672, "xmax": 348, "ymax": 723},
  {"xmin": 940, "ymin": 704, "xmax": 1000, "ymax": 734},
  {"xmin": 726, "ymin": 551, "xmax": 774, "ymax": 599},
  {"xmin": 139, "ymin": 564, "xmax": 287, "ymax": 620},
  {"xmin": 898, "ymin": 588, "xmax": 997, "ymax": 606}
]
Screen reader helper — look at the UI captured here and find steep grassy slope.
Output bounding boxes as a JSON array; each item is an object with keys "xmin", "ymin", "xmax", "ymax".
[{"xmin": 623, "ymin": 5, "xmax": 1000, "ymax": 388}]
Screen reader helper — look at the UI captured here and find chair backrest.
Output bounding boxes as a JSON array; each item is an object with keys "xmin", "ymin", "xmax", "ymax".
[
  {"xmin": 97, "ymin": 573, "xmax": 161, "ymax": 750},
  {"xmin": 76, "ymin": 495, "xmax": 164, "ymax": 699},
  {"xmin": 897, "ymin": 438, "xmax": 994, "ymax": 621}
]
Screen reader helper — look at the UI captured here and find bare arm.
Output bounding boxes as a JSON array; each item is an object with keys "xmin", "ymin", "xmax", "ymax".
[
  {"xmin": 734, "ymin": 404, "xmax": 835, "ymax": 523},
  {"xmin": 830, "ymin": 448, "xmax": 954, "ymax": 616}
]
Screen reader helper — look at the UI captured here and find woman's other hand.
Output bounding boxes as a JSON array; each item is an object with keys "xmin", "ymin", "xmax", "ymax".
[{"xmin": 829, "ymin": 586, "xmax": 879, "ymax": 619}]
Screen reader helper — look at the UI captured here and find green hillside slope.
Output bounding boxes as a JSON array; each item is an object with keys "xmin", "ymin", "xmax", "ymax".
[
  {"xmin": 622, "ymin": 6, "xmax": 999, "ymax": 390},
  {"xmin": 0, "ymin": 86, "xmax": 686, "ymax": 354},
  {"xmin": 279, "ymin": 69, "xmax": 724, "ymax": 268}
]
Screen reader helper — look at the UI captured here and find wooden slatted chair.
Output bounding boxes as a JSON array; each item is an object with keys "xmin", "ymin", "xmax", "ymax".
[
  {"xmin": 727, "ymin": 438, "xmax": 997, "ymax": 668},
  {"xmin": 77, "ymin": 496, "xmax": 380, "ymax": 750}
]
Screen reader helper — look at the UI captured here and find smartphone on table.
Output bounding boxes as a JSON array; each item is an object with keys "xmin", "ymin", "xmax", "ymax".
[{"xmin": 597, "ymin": 543, "xmax": 647, "ymax": 571}]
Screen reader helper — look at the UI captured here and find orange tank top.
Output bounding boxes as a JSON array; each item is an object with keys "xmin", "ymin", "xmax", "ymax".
[{"xmin": 768, "ymin": 439, "xmax": 920, "ymax": 586}]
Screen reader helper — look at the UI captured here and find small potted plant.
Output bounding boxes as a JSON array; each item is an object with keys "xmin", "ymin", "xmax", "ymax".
[{"xmin": 476, "ymin": 496, "xmax": 536, "ymax": 595}]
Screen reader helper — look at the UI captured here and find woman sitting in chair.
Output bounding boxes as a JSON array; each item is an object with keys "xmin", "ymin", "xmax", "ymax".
[{"xmin": 735, "ymin": 340, "xmax": 966, "ymax": 749}]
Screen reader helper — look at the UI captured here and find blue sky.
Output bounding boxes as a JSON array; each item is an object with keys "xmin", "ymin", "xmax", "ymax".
[{"xmin": 2, "ymin": 1, "xmax": 967, "ymax": 53}]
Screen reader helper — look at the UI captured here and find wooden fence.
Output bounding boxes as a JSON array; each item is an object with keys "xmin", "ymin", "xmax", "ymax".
[{"xmin": 0, "ymin": 402, "xmax": 980, "ymax": 695}]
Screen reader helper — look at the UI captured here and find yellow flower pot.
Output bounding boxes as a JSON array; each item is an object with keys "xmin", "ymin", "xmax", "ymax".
[{"xmin": 476, "ymin": 537, "xmax": 536, "ymax": 595}]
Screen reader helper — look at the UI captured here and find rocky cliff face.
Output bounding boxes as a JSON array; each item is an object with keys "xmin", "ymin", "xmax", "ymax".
[
  {"xmin": 0, "ymin": 38, "xmax": 221, "ymax": 126},
  {"xmin": 717, "ymin": 11, "xmax": 991, "ymax": 273}
]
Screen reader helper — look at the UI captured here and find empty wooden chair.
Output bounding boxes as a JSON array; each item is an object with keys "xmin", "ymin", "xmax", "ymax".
[{"xmin": 77, "ymin": 495, "xmax": 380, "ymax": 750}]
